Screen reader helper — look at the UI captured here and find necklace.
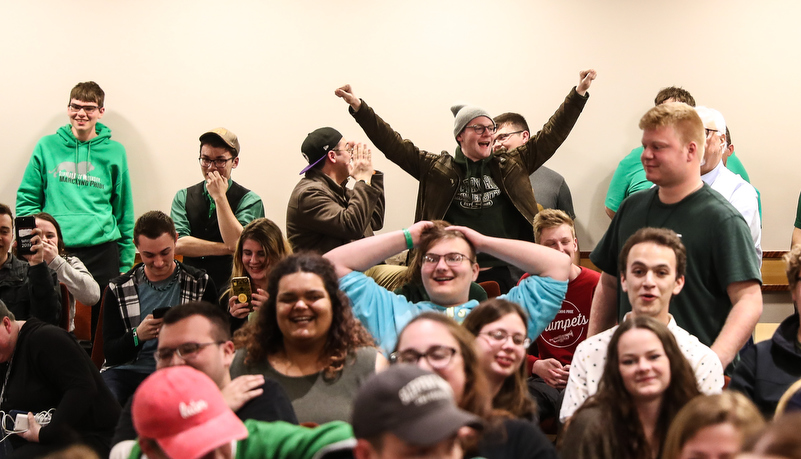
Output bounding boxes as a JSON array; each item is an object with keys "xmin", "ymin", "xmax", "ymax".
[{"xmin": 142, "ymin": 261, "xmax": 179, "ymax": 292}]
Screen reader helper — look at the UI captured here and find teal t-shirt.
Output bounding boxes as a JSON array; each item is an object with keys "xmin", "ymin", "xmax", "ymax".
[{"xmin": 604, "ymin": 147, "xmax": 653, "ymax": 212}]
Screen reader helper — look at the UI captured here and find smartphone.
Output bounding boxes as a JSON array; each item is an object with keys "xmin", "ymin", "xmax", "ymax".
[
  {"xmin": 152, "ymin": 306, "xmax": 171, "ymax": 319},
  {"xmin": 231, "ymin": 277, "xmax": 252, "ymax": 310},
  {"xmin": 15, "ymin": 216, "xmax": 35, "ymax": 257}
]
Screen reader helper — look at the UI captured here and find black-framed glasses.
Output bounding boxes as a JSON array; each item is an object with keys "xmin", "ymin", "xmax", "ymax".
[
  {"xmin": 332, "ymin": 148, "xmax": 354, "ymax": 153},
  {"xmin": 704, "ymin": 128, "xmax": 719, "ymax": 137},
  {"xmin": 198, "ymin": 157, "xmax": 235, "ymax": 168},
  {"xmin": 494, "ymin": 130, "xmax": 524, "ymax": 142},
  {"xmin": 465, "ymin": 124, "xmax": 496, "ymax": 135},
  {"xmin": 155, "ymin": 341, "xmax": 224, "ymax": 362},
  {"xmin": 389, "ymin": 346, "xmax": 458, "ymax": 369},
  {"xmin": 422, "ymin": 252, "xmax": 474, "ymax": 266},
  {"xmin": 478, "ymin": 330, "xmax": 531, "ymax": 348},
  {"xmin": 68, "ymin": 103, "xmax": 101, "ymax": 114}
]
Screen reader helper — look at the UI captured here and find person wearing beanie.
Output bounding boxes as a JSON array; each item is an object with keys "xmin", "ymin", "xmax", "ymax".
[
  {"xmin": 335, "ymin": 69, "xmax": 595, "ymax": 292},
  {"xmin": 286, "ymin": 127, "xmax": 385, "ymax": 254},
  {"xmin": 171, "ymin": 127, "xmax": 265, "ymax": 291}
]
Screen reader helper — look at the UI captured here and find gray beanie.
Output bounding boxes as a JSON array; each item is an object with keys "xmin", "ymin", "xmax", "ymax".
[{"xmin": 451, "ymin": 104, "xmax": 493, "ymax": 138}]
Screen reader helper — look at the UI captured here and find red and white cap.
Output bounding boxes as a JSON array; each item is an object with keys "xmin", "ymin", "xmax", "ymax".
[{"xmin": 132, "ymin": 366, "xmax": 248, "ymax": 459}]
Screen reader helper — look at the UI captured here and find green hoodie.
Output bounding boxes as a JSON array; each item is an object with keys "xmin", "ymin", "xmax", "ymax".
[{"xmin": 16, "ymin": 122, "xmax": 135, "ymax": 269}]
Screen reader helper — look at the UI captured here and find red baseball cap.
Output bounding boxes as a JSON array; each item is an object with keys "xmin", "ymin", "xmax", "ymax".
[{"xmin": 132, "ymin": 366, "xmax": 248, "ymax": 459}]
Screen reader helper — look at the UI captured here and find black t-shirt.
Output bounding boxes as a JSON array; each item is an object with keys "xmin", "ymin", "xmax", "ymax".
[{"xmin": 473, "ymin": 418, "xmax": 558, "ymax": 459}]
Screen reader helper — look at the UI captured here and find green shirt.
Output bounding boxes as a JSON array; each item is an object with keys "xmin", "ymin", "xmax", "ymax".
[
  {"xmin": 604, "ymin": 147, "xmax": 652, "ymax": 213},
  {"xmin": 591, "ymin": 185, "xmax": 762, "ymax": 346},
  {"xmin": 170, "ymin": 179, "xmax": 264, "ymax": 238},
  {"xmin": 125, "ymin": 419, "xmax": 355, "ymax": 459}
]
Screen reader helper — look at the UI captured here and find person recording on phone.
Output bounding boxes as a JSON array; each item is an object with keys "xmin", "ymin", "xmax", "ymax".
[
  {"xmin": 101, "ymin": 211, "xmax": 217, "ymax": 406},
  {"xmin": 0, "ymin": 204, "xmax": 60, "ymax": 325}
]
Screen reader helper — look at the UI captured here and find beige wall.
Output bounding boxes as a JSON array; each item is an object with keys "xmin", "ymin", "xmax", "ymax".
[{"xmin": 2, "ymin": 0, "xmax": 798, "ymax": 255}]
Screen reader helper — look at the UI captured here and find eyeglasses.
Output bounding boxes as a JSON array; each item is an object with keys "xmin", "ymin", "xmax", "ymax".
[
  {"xmin": 68, "ymin": 103, "xmax": 101, "ymax": 114},
  {"xmin": 198, "ymin": 157, "xmax": 235, "ymax": 168},
  {"xmin": 465, "ymin": 124, "xmax": 497, "ymax": 135},
  {"xmin": 155, "ymin": 341, "xmax": 224, "ymax": 362},
  {"xmin": 478, "ymin": 330, "xmax": 531, "ymax": 348},
  {"xmin": 494, "ymin": 130, "xmax": 524, "ymax": 142},
  {"xmin": 389, "ymin": 346, "xmax": 458, "ymax": 369},
  {"xmin": 332, "ymin": 148, "xmax": 354, "ymax": 153},
  {"xmin": 422, "ymin": 252, "xmax": 474, "ymax": 266},
  {"xmin": 704, "ymin": 128, "xmax": 719, "ymax": 137}
]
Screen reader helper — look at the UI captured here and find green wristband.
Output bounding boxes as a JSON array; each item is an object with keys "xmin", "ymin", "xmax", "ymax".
[
  {"xmin": 132, "ymin": 327, "xmax": 139, "ymax": 346},
  {"xmin": 402, "ymin": 228, "xmax": 414, "ymax": 250}
]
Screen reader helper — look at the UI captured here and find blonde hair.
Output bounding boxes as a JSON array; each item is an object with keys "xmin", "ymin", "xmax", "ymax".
[
  {"xmin": 662, "ymin": 392, "xmax": 766, "ymax": 459},
  {"xmin": 639, "ymin": 102, "xmax": 705, "ymax": 151},
  {"xmin": 532, "ymin": 208, "xmax": 575, "ymax": 243},
  {"xmin": 784, "ymin": 245, "xmax": 801, "ymax": 291}
]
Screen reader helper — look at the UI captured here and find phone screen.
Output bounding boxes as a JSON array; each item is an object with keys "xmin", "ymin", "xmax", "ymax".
[{"xmin": 15, "ymin": 216, "xmax": 35, "ymax": 257}]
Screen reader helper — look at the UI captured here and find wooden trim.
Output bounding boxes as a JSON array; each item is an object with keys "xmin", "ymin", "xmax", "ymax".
[{"xmin": 579, "ymin": 251, "xmax": 791, "ymax": 293}]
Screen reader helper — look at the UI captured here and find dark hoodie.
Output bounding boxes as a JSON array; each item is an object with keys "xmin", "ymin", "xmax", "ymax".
[
  {"xmin": 730, "ymin": 312, "xmax": 801, "ymax": 417},
  {"xmin": 0, "ymin": 319, "xmax": 120, "ymax": 454}
]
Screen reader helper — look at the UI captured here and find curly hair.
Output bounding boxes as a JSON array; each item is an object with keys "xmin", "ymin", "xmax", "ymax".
[
  {"xmin": 662, "ymin": 392, "xmax": 765, "ymax": 459},
  {"xmin": 571, "ymin": 316, "xmax": 701, "ymax": 459},
  {"xmin": 401, "ymin": 220, "xmax": 477, "ymax": 286},
  {"xmin": 461, "ymin": 299, "xmax": 535, "ymax": 420},
  {"xmin": 233, "ymin": 253, "xmax": 374, "ymax": 380}
]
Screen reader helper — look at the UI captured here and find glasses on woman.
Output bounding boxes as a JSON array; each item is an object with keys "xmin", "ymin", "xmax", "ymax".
[
  {"xmin": 154, "ymin": 341, "xmax": 223, "ymax": 362},
  {"xmin": 389, "ymin": 345, "xmax": 458, "ymax": 369},
  {"xmin": 478, "ymin": 330, "xmax": 531, "ymax": 348}
]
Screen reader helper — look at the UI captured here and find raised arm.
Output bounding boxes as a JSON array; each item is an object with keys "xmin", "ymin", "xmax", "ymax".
[
  {"xmin": 324, "ymin": 221, "xmax": 433, "ymax": 278},
  {"xmin": 447, "ymin": 226, "xmax": 571, "ymax": 281}
]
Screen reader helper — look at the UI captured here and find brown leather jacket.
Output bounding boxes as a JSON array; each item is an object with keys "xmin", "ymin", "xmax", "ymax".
[
  {"xmin": 350, "ymin": 88, "xmax": 588, "ymax": 227},
  {"xmin": 286, "ymin": 168, "xmax": 385, "ymax": 253}
]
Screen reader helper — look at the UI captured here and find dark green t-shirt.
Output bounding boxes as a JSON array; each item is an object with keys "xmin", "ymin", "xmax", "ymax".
[
  {"xmin": 444, "ymin": 149, "xmax": 532, "ymax": 267},
  {"xmin": 591, "ymin": 184, "xmax": 762, "ymax": 346}
]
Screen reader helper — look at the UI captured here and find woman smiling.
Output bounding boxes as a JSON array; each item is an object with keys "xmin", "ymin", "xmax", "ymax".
[
  {"xmin": 222, "ymin": 218, "xmax": 291, "ymax": 331},
  {"xmin": 231, "ymin": 253, "xmax": 387, "ymax": 424}
]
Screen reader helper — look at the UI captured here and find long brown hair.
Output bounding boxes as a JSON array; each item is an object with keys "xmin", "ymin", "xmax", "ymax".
[
  {"xmin": 571, "ymin": 316, "xmax": 701, "ymax": 459},
  {"xmin": 462, "ymin": 299, "xmax": 535, "ymax": 419},
  {"xmin": 233, "ymin": 253, "xmax": 374, "ymax": 380},
  {"xmin": 223, "ymin": 218, "xmax": 292, "ymax": 300}
]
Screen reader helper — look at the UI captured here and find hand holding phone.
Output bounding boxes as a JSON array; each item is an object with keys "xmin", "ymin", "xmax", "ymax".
[
  {"xmin": 15, "ymin": 217, "xmax": 35, "ymax": 257},
  {"xmin": 231, "ymin": 277, "xmax": 252, "ymax": 311}
]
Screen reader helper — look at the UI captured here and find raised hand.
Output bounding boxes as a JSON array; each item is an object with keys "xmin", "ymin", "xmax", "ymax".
[
  {"xmin": 577, "ymin": 69, "xmax": 597, "ymax": 96},
  {"xmin": 335, "ymin": 84, "xmax": 362, "ymax": 111},
  {"xmin": 349, "ymin": 142, "xmax": 375, "ymax": 183}
]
